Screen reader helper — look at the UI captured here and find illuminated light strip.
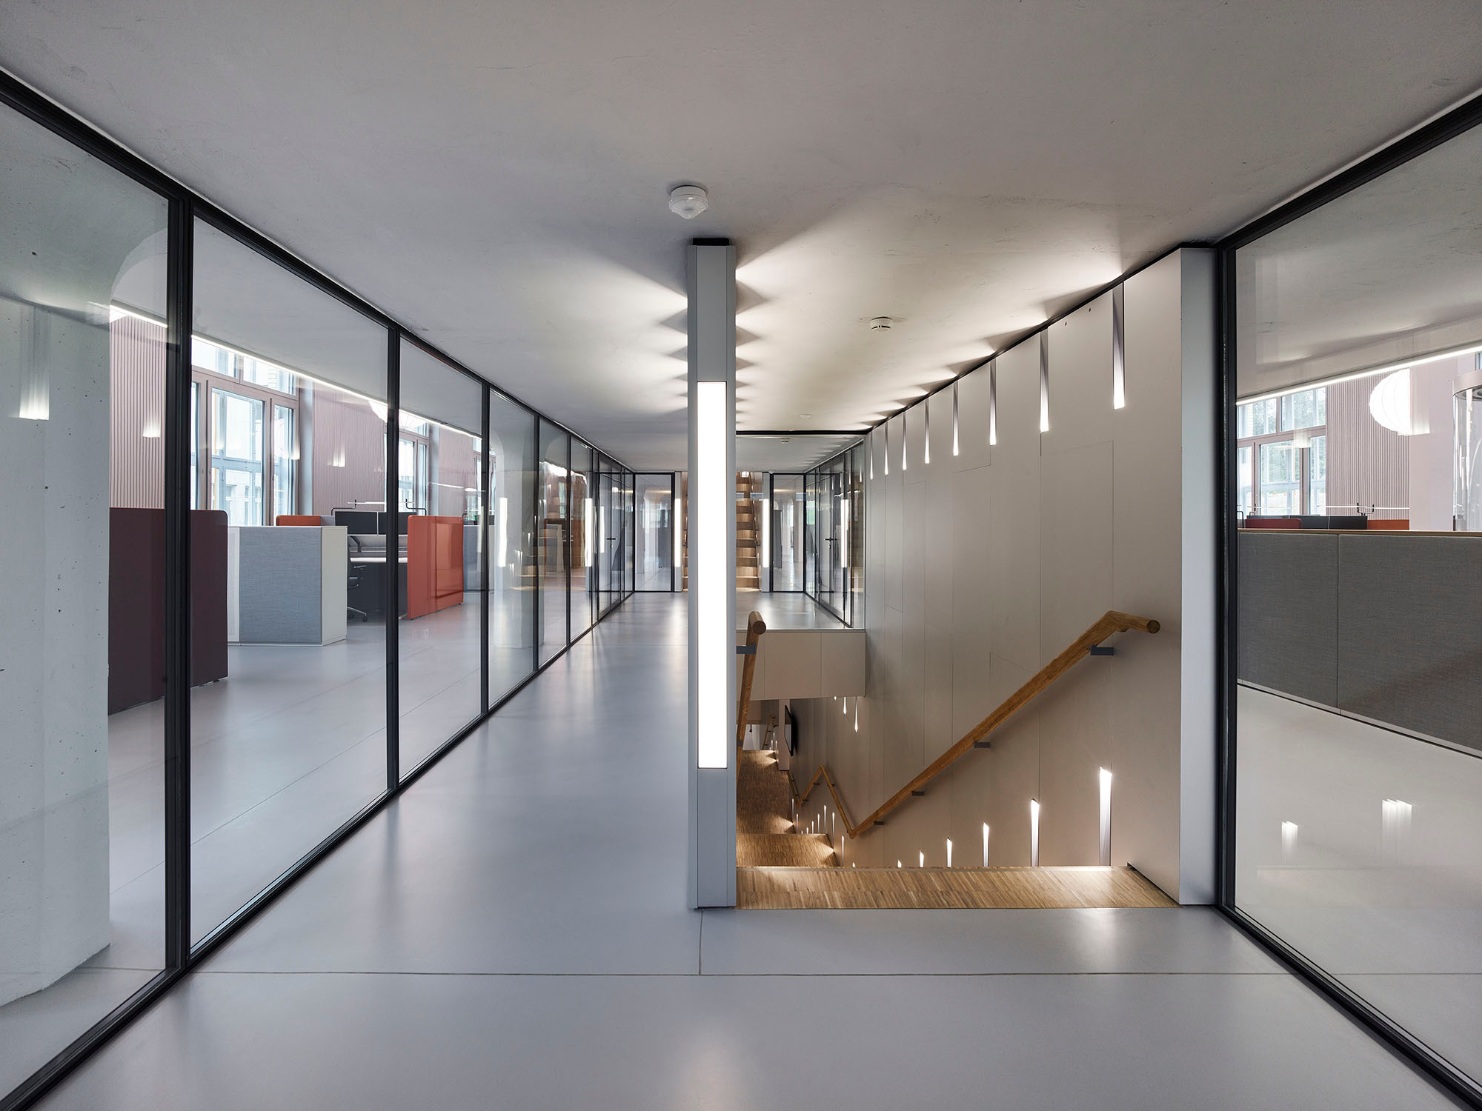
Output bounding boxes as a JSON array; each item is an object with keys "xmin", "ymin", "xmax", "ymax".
[
  {"xmin": 982, "ymin": 822, "xmax": 990, "ymax": 867},
  {"xmin": 1238, "ymin": 342, "xmax": 1482, "ymax": 406},
  {"xmin": 988, "ymin": 359, "xmax": 998, "ymax": 446},
  {"xmin": 923, "ymin": 404, "xmax": 931, "ymax": 465},
  {"xmin": 951, "ymin": 381, "xmax": 960, "ymax": 456},
  {"xmin": 1030, "ymin": 799, "xmax": 1041, "ymax": 867},
  {"xmin": 1112, "ymin": 285, "xmax": 1126, "ymax": 411},
  {"xmin": 1098, "ymin": 768, "xmax": 1113, "ymax": 867},
  {"xmin": 695, "ymin": 381, "xmax": 729, "ymax": 769},
  {"xmin": 1039, "ymin": 332, "xmax": 1050, "ymax": 433}
]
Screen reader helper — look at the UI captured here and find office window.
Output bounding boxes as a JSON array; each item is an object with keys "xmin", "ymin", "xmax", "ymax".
[
  {"xmin": 1235, "ymin": 388, "xmax": 1327, "ymax": 517},
  {"xmin": 191, "ymin": 216, "xmax": 390, "ymax": 943}
]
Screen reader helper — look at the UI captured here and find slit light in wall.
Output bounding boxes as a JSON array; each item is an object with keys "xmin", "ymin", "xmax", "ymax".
[
  {"xmin": 919, "ymin": 851, "xmax": 925, "ymax": 868},
  {"xmin": 900, "ymin": 416, "xmax": 908, "ymax": 472},
  {"xmin": 946, "ymin": 838, "xmax": 953, "ymax": 868},
  {"xmin": 951, "ymin": 381, "xmax": 960, "ymax": 456},
  {"xmin": 1098, "ymin": 767, "xmax": 1113, "ymax": 867},
  {"xmin": 869, "ymin": 433, "xmax": 875, "ymax": 480},
  {"xmin": 840, "ymin": 502, "xmax": 849, "ymax": 569},
  {"xmin": 584, "ymin": 498, "xmax": 595, "ymax": 565},
  {"xmin": 1030, "ymin": 799, "xmax": 1041, "ymax": 867},
  {"xmin": 982, "ymin": 822, "xmax": 990, "ymax": 867},
  {"xmin": 1382, "ymin": 799, "xmax": 1412, "ymax": 862},
  {"xmin": 898, "ymin": 860, "xmax": 902, "ymax": 868},
  {"xmin": 1112, "ymin": 284, "xmax": 1126, "ymax": 411},
  {"xmin": 883, "ymin": 424, "xmax": 889, "ymax": 476},
  {"xmin": 1281, "ymin": 821, "xmax": 1298, "ymax": 865},
  {"xmin": 988, "ymin": 359, "xmax": 998, "ymax": 446},
  {"xmin": 598, "ymin": 505, "xmax": 607, "ymax": 557},
  {"xmin": 853, "ymin": 701, "xmax": 859, "ymax": 732},
  {"xmin": 760, "ymin": 497, "xmax": 770, "ymax": 568},
  {"xmin": 923, "ymin": 404, "xmax": 931, "ymax": 465},
  {"xmin": 1039, "ymin": 332, "xmax": 1050, "ymax": 433},
  {"xmin": 695, "ymin": 381, "xmax": 729, "ymax": 770}
]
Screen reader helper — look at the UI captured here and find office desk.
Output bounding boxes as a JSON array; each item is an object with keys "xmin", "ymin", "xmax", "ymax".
[{"xmin": 348, "ymin": 555, "xmax": 408, "ymax": 618}]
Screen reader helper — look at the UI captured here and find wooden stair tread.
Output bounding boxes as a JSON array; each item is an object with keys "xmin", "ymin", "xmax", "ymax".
[{"xmin": 735, "ymin": 865, "xmax": 1177, "ymax": 909}]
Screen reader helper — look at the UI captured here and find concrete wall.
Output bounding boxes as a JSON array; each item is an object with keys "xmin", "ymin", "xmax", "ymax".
[
  {"xmin": 789, "ymin": 250, "xmax": 1216, "ymax": 902},
  {"xmin": 0, "ymin": 298, "xmax": 112, "ymax": 1005}
]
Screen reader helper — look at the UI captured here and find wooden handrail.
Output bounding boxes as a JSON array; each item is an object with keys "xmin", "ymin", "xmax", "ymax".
[
  {"xmin": 736, "ymin": 610, "xmax": 766, "ymax": 747},
  {"xmin": 793, "ymin": 610, "xmax": 1159, "ymax": 838}
]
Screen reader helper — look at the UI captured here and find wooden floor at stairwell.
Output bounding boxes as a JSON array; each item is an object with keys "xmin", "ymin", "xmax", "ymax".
[{"xmin": 735, "ymin": 750, "xmax": 1177, "ymax": 910}]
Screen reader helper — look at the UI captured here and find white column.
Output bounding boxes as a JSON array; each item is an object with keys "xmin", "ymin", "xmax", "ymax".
[{"xmin": 687, "ymin": 240, "xmax": 737, "ymax": 908}]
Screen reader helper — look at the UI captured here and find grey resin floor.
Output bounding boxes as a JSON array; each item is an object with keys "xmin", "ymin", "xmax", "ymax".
[{"xmin": 34, "ymin": 595, "xmax": 1461, "ymax": 1110}]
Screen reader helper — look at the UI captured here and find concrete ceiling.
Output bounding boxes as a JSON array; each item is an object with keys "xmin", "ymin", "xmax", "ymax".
[{"xmin": 3, "ymin": 0, "xmax": 1481, "ymax": 468}]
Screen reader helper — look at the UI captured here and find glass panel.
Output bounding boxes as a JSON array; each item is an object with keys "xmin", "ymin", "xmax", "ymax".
[
  {"xmin": 635, "ymin": 475, "xmax": 675, "ymax": 590},
  {"xmin": 190, "ymin": 217, "xmax": 389, "ymax": 944},
  {"xmin": 1237, "ymin": 445, "xmax": 1254, "ymax": 517},
  {"xmin": 272, "ymin": 403, "xmax": 296, "ymax": 520},
  {"xmin": 1234, "ymin": 120, "xmax": 1482, "ymax": 1085},
  {"xmin": 488, "ymin": 393, "xmax": 537, "ymax": 703},
  {"xmin": 398, "ymin": 341, "xmax": 483, "ymax": 773},
  {"xmin": 538, "ymin": 420, "xmax": 569, "ymax": 663},
  {"xmin": 772, "ymin": 474, "xmax": 805, "ymax": 591},
  {"xmin": 569, "ymin": 441, "xmax": 594, "ymax": 639},
  {"xmin": 0, "ymin": 104, "xmax": 168, "ymax": 1093},
  {"xmin": 849, "ymin": 443, "xmax": 866, "ymax": 627},
  {"xmin": 623, "ymin": 471, "xmax": 636, "ymax": 596}
]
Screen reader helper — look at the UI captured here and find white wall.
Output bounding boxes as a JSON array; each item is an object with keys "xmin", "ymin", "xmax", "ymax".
[
  {"xmin": 0, "ymin": 299, "xmax": 112, "ymax": 1006},
  {"xmin": 788, "ymin": 250, "xmax": 1216, "ymax": 901}
]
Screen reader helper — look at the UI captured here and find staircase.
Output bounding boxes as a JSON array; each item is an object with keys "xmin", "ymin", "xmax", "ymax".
[
  {"xmin": 736, "ymin": 750, "xmax": 835, "ymax": 866},
  {"xmin": 736, "ymin": 473, "xmax": 760, "ymax": 590}
]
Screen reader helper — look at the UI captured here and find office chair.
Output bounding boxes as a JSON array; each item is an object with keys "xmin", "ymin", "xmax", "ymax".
[{"xmin": 347, "ymin": 536, "xmax": 368, "ymax": 622}]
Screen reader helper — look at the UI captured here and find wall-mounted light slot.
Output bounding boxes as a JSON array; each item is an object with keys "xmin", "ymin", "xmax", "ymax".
[
  {"xmin": 1039, "ymin": 332, "xmax": 1050, "ymax": 433},
  {"xmin": 988, "ymin": 359, "xmax": 998, "ymax": 446},
  {"xmin": 1098, "ymin": 767, "xmax": 1113, "ymax": 867},
  {"xmin": 1112, "ymin": 284, "xmax": 1126, "ymax": 410},
  {"xmin": 951, "ymin": 381, "xmax": 960, "ymax": 456},
  {"xmin": 1030, "ymin": 799, "xmax": 1041, "ymax": 867},
  {"xmin": 946, "ymin": 838, "xmax": 953, "ymax": 868},
  {"xmin": 1281, "ymin": 821, "xmax": 1299, "ymax": 865},
  {"xmin": 760, "ymin": 497, "xmax": 770, "ymax": 569},
  {"xmin": 883, "ymin": 423, "xmax": 890, "ymax": 476},
  {"xmin": 982, "ymin": 822, "xmax": 990, "ymax": 867},
  {"xmin": 900, "ymin": 415, "xmax": 908, "ymax": 472},
  {"xmin": 923, "ymin": 404, "xmax": 931, "ymax": 465},
  {"xmin": 695, "ymin": 381, "xmax": 728, "ymax": 770}
]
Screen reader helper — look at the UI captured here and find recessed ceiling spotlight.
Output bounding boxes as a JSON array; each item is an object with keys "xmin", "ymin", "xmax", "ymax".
[
  {"xmin": 869, "ymin": 317, "xmax": 893, "ymax": 331},
  {"xmin": 668, "ymin": 184, "xmax": 709, "ymax": 220}
]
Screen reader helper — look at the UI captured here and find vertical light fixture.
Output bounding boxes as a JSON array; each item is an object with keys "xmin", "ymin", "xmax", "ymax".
[
  {"xmin": 883, "ymin": 423, "xmax": 890, "ymax": 476},
  {"xmin": 497, "ymin": 496, "xmax": 509, "ymax": 568},
  {"xmin": 919, "ymin": 851, "xmax": 925, "ymax": 868},
  {"xmin": 946, "ymin": 838, "xmax": 953, "ymax": 868},
  {"xmin": 760, "ymin": 496, "xmax": 770, "ymax": 569},
  {"xmin": 869, "ymin": 432, "xmax": 875, "ymax": 480},
  {"xmin": 1029, "ymin": 799, "xmax": 1041, "ymax": 867},
  {"xmin": 695, "ymin": 380, "xmax": 728, "ymax": 769},
  {"xmin": 923, "ymin": 403, "xmax": 931, "ymax": 465},
  {"xmin": 840, "ymin": 501, "xmax": 849, "ymax": 569},
  {"xmin": 1038, "ymin": 331, "xmax": 1050, "ymax": 433},
  {"xmin": 900, "ymin": 414, "xmax": 908, "ymax": 472},
  {"xmin": 585, "ymin": 496, "xmax": 595, "ymax": 566},
  {"xmin": 853, "ymin": 700, "xmax": 859, "ymax": 732},
  {"xmin": 1281, "ymin": 821, "xmax": 1299, "ymax": 865},
  {"xmin": 1098, "ymin": 767, "xmax": 1113, "ymax": 867},
  {"xmin": 982, "ymin": 822, "xmax": 990, "ymax": 867},
  {"xmin": 988, "ymin": 359, "xmax": 998, "ymax": 446},
  {"xmin": 1112, "ymin": 283, "xmax": 1126, "ymax": 410},
  {"xmin": 951, "ymin": 381, "xmax": 960, "ymax": 456}
]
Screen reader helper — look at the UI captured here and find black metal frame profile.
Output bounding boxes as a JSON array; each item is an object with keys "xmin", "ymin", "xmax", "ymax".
[
  {"xmin": 1213, "ymin": 93, "xmax": 1482, "ymax": 1111},
  {"xmin": 0, "ymin": 69, "xmax": 636, "ymax": 1111}
]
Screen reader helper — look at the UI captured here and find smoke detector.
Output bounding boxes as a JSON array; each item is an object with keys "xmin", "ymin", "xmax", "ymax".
[
  {"xmin": 869, "ymin": 316, "xmax": 894, "ymax": 331},
  {"xmin": 668, "ymin": 185, "xmax": 709, "ymax": 220}
]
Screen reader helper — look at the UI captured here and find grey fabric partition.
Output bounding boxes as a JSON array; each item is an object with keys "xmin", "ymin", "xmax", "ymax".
[{"xmin": 1239, "ymin": 531, "xmax": 1482, "ymax": 751}]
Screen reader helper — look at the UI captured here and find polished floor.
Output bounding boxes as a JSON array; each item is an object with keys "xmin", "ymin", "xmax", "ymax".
[{"xmin": 30, "ymin": 596, "xmax": 1462, "ymax": 1110}]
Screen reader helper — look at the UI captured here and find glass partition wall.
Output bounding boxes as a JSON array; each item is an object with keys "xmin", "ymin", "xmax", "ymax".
[
  {"xmin": 0, "ymin": 85, "xmax": 634, "ymax": 1110},
  {"xmin": 1226, "ymin": 114, "xmax": 1482, "ymax": 1097}
]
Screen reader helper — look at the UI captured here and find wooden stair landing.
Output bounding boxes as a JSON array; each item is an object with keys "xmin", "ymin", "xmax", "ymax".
[{"xmin": 737, "ymin": 865, "xmax": 1176, "ymax": 910}]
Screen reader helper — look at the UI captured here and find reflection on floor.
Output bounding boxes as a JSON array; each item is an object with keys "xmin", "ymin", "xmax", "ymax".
[
  {"xmin": 28, "ymin": 595, "xmax": 1460, "ymax": 1111},
  {"xmin": 1235, "ymin": 685, "xmax": 1482, "ymax": 1084}
]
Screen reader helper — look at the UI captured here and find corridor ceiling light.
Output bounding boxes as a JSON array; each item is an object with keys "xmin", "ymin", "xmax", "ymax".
[
  {"xmin": 988, "ymin": 359, "xmax": 999, "ymax": 446},
  {"xmin": 1238, "ymin": 341, "xmax": 1482, "ymax": 406},
  {"xmin": 668, "ymin": 184, "xmax": 709, "ymax": 220},
  {"xmin": 1112, "ymin": 285, "xmax": 1127, "ymax": 411}
]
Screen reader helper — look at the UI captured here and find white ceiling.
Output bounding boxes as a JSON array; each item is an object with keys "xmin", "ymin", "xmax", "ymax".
[{"xmin": 3, "ymin": 0, "xmax": 1481, "ymax": 467}]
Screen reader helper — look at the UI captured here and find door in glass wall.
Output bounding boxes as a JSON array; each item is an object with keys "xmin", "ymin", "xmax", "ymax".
[
  {"xmin": 634, "ymin": 474, "xmax": 675, "ymax": 590},
  {"xmin": 771, "ymin": 474, "xmax": 805, "ymax": 590},
  {"xmin": 398, "ymin": 342, "xmax": 484, "ymax": 774},
  {"xmin": 190, "ymin": 217, "xmax": 389, "ymax": 944},
  {"xmin": 1232, "ymin": 118, "xmax": 1482, "ymax": 1088},
  {"xmin": 538, "ymin": 420, "xmax": 570, "ymax": 663},
  {"xmin": 0, "ymin": 102, "xmax": 169, "ymax": 1097}
]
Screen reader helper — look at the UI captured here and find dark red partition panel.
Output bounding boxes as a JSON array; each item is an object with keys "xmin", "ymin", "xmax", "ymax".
[
  {"xmin": 108, "ymin": 508, "xmax": 229, "ymax": 714},
  {"xmin": 404, "ymin": 515, "xmax": 465, "ymax": 620},
  {"xmin": 275, "ymin": 514, "xmax": 323, "ymax": 527},
  {"xmin": 1241, "ymin": 516, "xmax": 1301, "ymax": 529}
]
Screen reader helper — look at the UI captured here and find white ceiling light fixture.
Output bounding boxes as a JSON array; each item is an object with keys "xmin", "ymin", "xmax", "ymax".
[
  {"xmin": 1369, "ymin": 368, "xmax": 1417, "ymax": 435},
  {"xmin": 668, "ymin": 184, "xmax": 709, "ymax": 220}
]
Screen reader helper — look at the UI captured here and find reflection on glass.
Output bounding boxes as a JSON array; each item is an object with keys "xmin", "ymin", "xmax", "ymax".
[
  {"xmin": 570, "ymin": 441, "xmax": 594, "ymax": 639},
  {"xmin": 0, "ymin": 103, "xmax": 168, "ymax": 1096},
  {"xmin": 772, "ymin": 475, "xmax": 805, "ymax": 591},
  {"xmin": 635, "ymin": 475, "xmax": 675, "ymax": 590},
  {"xmin": 1234, "ymin": 119, "xmax": 1482, "ymax": 1085},
  {"xmin": 538, "ymin": 420, "xmax": 570, "ymax": 663},
  {"xmin": 398, "ymin": 341, "xmax": 483, "ymax": 773},
  {"xmin": 489, "ymin": 392, "xmax": 537, "ymax": 701},
  {"xmin": 190, "ymin": 217, "xmax": 388, "ymax": 945}
]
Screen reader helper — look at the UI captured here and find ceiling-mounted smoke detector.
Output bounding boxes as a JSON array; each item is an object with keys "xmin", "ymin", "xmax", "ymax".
[
  {"xmin": 668, "ymin": 185, "xmax": 709, "ymax": 220},
  {"xmin": 870, "ymin": 317, "xmax": 893, "ymax": 331}
]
